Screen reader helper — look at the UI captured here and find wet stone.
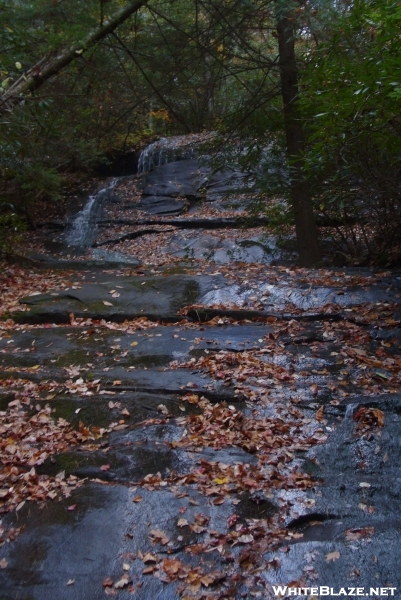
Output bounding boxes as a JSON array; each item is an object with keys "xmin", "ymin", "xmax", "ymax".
[
  {"xmin": 12, "ymin": 274, "xmax": 225, "ymax": 323},
  {"xmin": 137, "ymin": 195, "xmax": 188, "ymax": 216},
  {"xmin": 139, "ymin": 159, "xmax": 208, "ymax": 199}
]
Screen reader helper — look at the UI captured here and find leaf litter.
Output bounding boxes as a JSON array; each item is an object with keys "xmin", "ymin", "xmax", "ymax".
[{"xmin": 1, "ymin": 255, "xmax": 400, "ymax": 597}]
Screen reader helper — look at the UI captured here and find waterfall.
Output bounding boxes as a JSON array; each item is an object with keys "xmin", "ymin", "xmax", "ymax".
[
  {"xmin": 137, "ymin": 134, "xmax": 207, "ymax": 174},
  {"xmin": 344, "ymin": 402, "xmax": 359, "ymax": 420},
  {"xmin": 66, "ymin": 178, "xmax": 118, "ymax": 247}
]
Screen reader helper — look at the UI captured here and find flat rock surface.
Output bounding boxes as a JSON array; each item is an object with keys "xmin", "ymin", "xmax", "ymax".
[
  {"xmin": 2, "ymin": 266, "xmax": 401, "ymax": 597},
  {"xmin": 137, "ymin": 195, "xmax": 188, "ymax": 216},
  {"xmin": 13, "ymin": 274, "xmax": 225, "ymax": 323},
  {"xmin": 139, "ymin": 159, "xmax": 208, "ymax": 199}
]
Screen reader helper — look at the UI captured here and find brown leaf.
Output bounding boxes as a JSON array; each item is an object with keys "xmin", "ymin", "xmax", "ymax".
[
  {"xmin": 200, "ymin": 574, "xmax": 215, "ymax": 587},
  {"xmin": 345, "ymin": 527, "xmax": 375, "ymax": 541},
  {"xmin": 149, "ymin": 529, "xmax": 170, "ymax": 545},
  {"xmin": 114, "ymin": 577, "xmax": 130, "ymax": 589},
  {"xmin": 177, "ymin": 518, "xmax": 189, "ymax": 527},
  {"xmin": 190, "ymin": 524, "xmax": 207, "ymax": 534},
  {"xmin": 316, "ymin": 406, "xmax": 325, "ymax": 422},
  {"xmin": 161, "ymin": 558, "xmax": 183, "ymax": 576},
  {"xmin": 325, "ymin": 551, "xmax": 340, "ymax": 562},
  {"xmin": 142, "ymin": 553, "xmax": 158, "ymax": 564},
  {"xmin": 142, "ymin": 565, "xmax": 157, "ymax": 574}
]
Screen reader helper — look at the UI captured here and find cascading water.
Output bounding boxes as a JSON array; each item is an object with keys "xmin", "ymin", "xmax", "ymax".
[
  {"xmin": 344, "ymin": 403, "xmax": 359, "ymax": 420},
  {"xmin": 66, "ymin": 178, "xmax": 118, "ymax": 247},
  {"xmin": 137, "ymin": 133, "xmax": 213, "ymax": 174}
]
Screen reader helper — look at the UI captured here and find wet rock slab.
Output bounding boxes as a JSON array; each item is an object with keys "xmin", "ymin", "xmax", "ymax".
[
  {"xmin": 138, "ymin": 158, "xmax": 255, "ymax": 203},
  {"xmin": 136, "ymin": 195, "xmax": 188, "ymax": 216},
  {"xmin": 11, "ymin": 274, "xmax": 226, "ymax": 323},
  {"xmin": 1, "ymin": 479, "xmax": 259, "ymax": 600},
  {"xmin": 261, "ymin": 393, "xmax": 401, "ymax": 594},
  {"xmin": 201, "ymin": 277, "xmax": 401, "ymax": 311},
  {"xmin": 0, "ymin": 322, "xmax": 272, "ymax": 371},
  {"xmin": 161, "ymin": 232, "xmax": 278, "ymax": 264},
  {"xmin": 139, "ymin": 159, "xmax": 208, "ymax": 199},
  {"xmin": 9, "ymin": 268, "xmax": 401, "ymax": 326}
]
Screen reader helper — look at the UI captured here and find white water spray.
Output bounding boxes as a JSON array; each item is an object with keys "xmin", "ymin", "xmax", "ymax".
[
  {"xmin": 66, "ymin": 178, "xmax": 118, "ymax": 247},
  {"xmin": 137, "ymin": 134, "xmax": 211, "ymax": 174}
]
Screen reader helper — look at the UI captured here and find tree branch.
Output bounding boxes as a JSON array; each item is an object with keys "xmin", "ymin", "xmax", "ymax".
[{"xmin": 0, "ymin": 0, "xmax": 148, "ymax": 117}]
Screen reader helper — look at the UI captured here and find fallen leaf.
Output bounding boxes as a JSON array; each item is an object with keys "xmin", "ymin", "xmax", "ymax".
[
  {"xmin": 316, "ymin": 406, "xmax": 325, "ymax": 422},
  {"xmin": 142, "ymin": 565, "xmax": 157, "ymax": 574},
  {"xmin": 142, "ymin": 553, "xmax": 158, "ymax": 564},
  {"xmin": 212, "ymin": 477, "xmax": 229, "ymax": 485},
  {"xmin": 149, "ymin": 529, "xmax": 170, "ymax": 545},
  {"xmin": 345, "ymin": 527, "xmax": 375, "ymax": 541},
  {"xmin": 325, "ymin": 551, "xmax": 340, "ymax": 562},
  {"xmin": 238, "ymin": 534, "xmax": 254, "ymax": 544},
  {"xmin": 114, "ymin": 577, "xmax": 130, "ymax": 589},
  {"xmin": 161, "ymin": 557, "xmax": 183, "ymax": 577},
  {"xmin": 177, "ymin": 518, "xmax": 189, "ymax": 527}
]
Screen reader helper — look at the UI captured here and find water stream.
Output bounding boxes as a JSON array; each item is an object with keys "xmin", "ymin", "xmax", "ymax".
[
  {"xmin": 66, "ymin": 178, "xmax": 118, "ymax": 247},
  {"xmin": 66, "ymin": 135, "xmax": 206, "ymax": 248},
  {"xmin": 137, "ymin": 134, "xmax": 207, "ymax": 174}
]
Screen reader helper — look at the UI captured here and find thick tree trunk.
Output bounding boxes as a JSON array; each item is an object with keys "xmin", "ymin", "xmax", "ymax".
[
  {"xmin": 0, "ymin": 0, "xmax": 148, "ymax": 117},
  {"xmin": 276, "ymin": 11, "xmax": 322, "ymax": 267}
]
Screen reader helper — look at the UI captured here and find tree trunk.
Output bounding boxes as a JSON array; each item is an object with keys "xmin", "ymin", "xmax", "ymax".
[
  {"xmin": 276, "ymin": 10, "xmax": 322, "ymax": 267},
  {"xmin": 0, "ymin": 0, "xmax": 148, "ymax": 117}
]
